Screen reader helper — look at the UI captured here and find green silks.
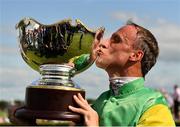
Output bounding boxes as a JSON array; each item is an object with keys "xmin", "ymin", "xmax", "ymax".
[{"xmin": 92, "ymin": 78, "xmax": 168, "ymax": 126}]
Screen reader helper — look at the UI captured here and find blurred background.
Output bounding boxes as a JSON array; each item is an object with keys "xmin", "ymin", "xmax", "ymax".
[{"xmin": 0, "ymin": 0, "xmax": 180, "ymax": 125}]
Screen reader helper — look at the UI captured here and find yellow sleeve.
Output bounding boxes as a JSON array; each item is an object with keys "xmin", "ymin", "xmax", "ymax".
[
  {"xmin": 137, "ymin": 104, "xmax": 175, "ymax": 126},
  {"xmin": 68, "ymin": 55, "xmax": 81, "ymax": 63}
]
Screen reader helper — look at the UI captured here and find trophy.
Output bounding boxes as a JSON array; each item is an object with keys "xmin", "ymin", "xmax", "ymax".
[{"xmin": 15, "ymin": 17, "xmax": 101, "ymax": 125}]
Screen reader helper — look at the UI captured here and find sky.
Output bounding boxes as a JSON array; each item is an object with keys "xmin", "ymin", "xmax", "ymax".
[{"xmin": 0, "ymin": 0, "xmax": 180, "ymax": 100}]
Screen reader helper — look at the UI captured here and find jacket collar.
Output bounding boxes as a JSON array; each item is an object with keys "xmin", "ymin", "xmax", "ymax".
[{"xmin": 109, "ymin": 77, "xmax": 144, "ymax": 96}]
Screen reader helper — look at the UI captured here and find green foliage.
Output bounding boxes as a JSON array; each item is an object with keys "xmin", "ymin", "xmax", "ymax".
[
  {"xmin": 0, "ymin": 101, "xmax": 9, "ymax": 110},
  {"xmin": 0, "ymin": 123, "xmax": 13, "ymax": 126},
  {"xmin": 14, "ymin": 100, "xmax": 24, "ymax": 106},
  {"xmin": 0, "ymin": 111, "xmax": 7, "ymax": 117},
  {"xmin": 87, "ymin": 98, "xmax": 95, "ymax": 104}
]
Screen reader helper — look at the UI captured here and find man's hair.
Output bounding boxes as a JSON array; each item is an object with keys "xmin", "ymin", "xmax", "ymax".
[{"xmin": 126, "ymin": 21, "xmax": 159, "ymax": 77}]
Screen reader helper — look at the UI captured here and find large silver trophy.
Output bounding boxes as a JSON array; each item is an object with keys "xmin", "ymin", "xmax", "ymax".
[{"xmin": 15, "ymin": 17, "xmax": 101, "ymax": 125}]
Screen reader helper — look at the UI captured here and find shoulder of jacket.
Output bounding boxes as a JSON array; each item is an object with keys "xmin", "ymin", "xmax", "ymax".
[{"xmin": 140, "ymin": 87, "xmax": 168, "ymax": 113}]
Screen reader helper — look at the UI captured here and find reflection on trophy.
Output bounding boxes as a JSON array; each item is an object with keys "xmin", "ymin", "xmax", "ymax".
[{"xmin": 15, "ymin": 17, "xmax": 101, "ymax": 125}]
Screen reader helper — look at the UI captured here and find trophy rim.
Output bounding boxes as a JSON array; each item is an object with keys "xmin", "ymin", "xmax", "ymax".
[
  {"xmin": 15, "ymin": 17, "xmax": 96, "ymax": 33},
  {"xmin": 27, "ymin": 85, "xmax": 85, "ymax": 91}
]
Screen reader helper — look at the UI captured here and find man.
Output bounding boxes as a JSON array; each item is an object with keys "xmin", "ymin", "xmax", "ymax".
[
  {"xmin": 173, "ymin": 84, "xmax": 180, "ymax": 120},
  {"xmin": 68, "ymin": 21, "xmax": 175, "ymax": 126}
]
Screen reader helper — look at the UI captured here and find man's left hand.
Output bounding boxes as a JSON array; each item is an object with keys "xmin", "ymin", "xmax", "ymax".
[{"xmin": 68, "ymin": 93, "xmax": 99, "ymax": 126}]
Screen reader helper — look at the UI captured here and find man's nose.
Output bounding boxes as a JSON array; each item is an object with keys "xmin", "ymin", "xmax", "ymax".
[{"xmin": 98, "ymin": 39, "xmax": 109, "ymax": 49}]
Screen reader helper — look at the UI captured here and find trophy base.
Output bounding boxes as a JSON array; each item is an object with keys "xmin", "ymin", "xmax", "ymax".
[
  {"xmin": 15, "ymin": 108, "xmax": 83, "ymax": 124},
  {"xmin": 15, "ymin": 85, "xmax": 85, "ymax": 125}
]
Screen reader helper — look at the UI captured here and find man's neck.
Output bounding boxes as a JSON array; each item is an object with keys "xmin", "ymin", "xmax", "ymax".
[
  {"xmin": 108, "ymin": 72, "xmax": 142, "ymax": 78},
  {"xmin": 106, "ymin": 66, "xmax": 143, "ymax": 78}
]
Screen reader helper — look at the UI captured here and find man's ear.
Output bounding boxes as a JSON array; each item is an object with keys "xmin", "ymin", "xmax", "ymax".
[{"xmin": 129, "ymin": 50, "xmax": 144, "ymax": 62}]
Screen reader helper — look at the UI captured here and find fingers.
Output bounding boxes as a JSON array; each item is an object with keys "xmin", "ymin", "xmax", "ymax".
[
  {"xmin": 69, "ymin": 93, "xmax": 91, "ymax": 114},
  {"xmin": 77, "ymin": 93, "xmax": 88, "ymax": 104},
  {"xmin": 68, "ymin": 105, "xmax": 86, "ymax": 115},
  {"xmin": 73, "ymin": 94, "xmax": 89, "ymax": 110},
  {"xmin": 66, "ymin": 62, "xmax": 75, "ymax": 67},
  {"xmin": 68, "ymin": 94, "xmax": 87, "ymax": 115}
]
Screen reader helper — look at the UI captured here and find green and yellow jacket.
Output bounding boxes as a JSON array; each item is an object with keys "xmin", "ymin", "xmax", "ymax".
[{"xmin": 92, "ymin": 78, "xmax": 175, "ymax": 126}]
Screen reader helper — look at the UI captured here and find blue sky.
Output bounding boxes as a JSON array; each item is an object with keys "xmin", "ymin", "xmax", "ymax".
[{"xmin": 0, "ymin": 0, "xmax": 180, "ymax": 100}]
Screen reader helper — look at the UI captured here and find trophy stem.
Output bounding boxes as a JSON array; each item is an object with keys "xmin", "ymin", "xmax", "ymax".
[{"xmin": 39, "ymin": 64, "xmax": 75, "ymax": 87}]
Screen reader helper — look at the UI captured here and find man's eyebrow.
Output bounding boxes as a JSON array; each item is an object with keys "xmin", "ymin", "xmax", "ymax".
[
  {"xmin": 111, "ymin": 32, "xmax": 128, "ymax": 44},
  {"xmin": 118, "ymin": 32, "xmax": 128, "ymax": 42},
  {"xmin": 112, "ymin": 33, "xmax": 122, "ymax": 40}
]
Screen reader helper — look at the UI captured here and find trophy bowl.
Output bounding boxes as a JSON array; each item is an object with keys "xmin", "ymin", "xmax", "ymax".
[{"xmin": 15, "ymin": 17, "xmax": 100, "ymax": 125}]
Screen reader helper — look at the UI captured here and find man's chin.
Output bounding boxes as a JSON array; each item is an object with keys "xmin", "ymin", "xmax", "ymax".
[{"xmin": 95, "ymin": 60, "xmax": 106, "ymax": 69}]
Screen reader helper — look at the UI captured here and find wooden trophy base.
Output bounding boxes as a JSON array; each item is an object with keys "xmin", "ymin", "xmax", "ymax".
[{"xmin": 15, "ymin": 85, "xmax": 85, "ymax": 125}]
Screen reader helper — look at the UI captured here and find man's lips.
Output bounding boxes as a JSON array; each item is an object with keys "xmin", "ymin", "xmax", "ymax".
[{"xmin": 96, "ymin": 50, "xmax": 104, "ymax": 57}]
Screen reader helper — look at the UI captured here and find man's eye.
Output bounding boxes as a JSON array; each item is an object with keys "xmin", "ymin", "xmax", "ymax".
[{"xmin": 111, "ymin": 34, "xmax": 121, "ymax": 43}]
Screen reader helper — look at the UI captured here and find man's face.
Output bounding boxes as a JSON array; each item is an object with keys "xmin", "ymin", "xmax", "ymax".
[{"xmin": 95, "ymin": 25, "xmax": 138, "ymax": 71}]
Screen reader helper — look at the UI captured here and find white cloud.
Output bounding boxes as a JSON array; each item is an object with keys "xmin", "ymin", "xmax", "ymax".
[
  {"xmin": 145, "ymin": 61, "xmax": 180, "ymax": 93},
  {"xmin": 0, "ymin": 67, "xmax": 38, "ymax": 86},
  {"xmin": 111, "ymin": 12, "xmax": 138, "ymax": 22},
  {"xmin": 150, "ymin": 23, "xmax": 180, "ymax": 62},
  {"xmin": 0, "ymin": 66, "xmax": 39, "ymax": 100},
  {"xmin": 111, "ymin": 11, "xmax": 152, "ymax": 25}
]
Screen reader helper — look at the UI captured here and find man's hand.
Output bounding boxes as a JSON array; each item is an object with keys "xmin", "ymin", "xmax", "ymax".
[{"xmin": 69, "ymin": 93, "xmax": 99, "ymax": 126}]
